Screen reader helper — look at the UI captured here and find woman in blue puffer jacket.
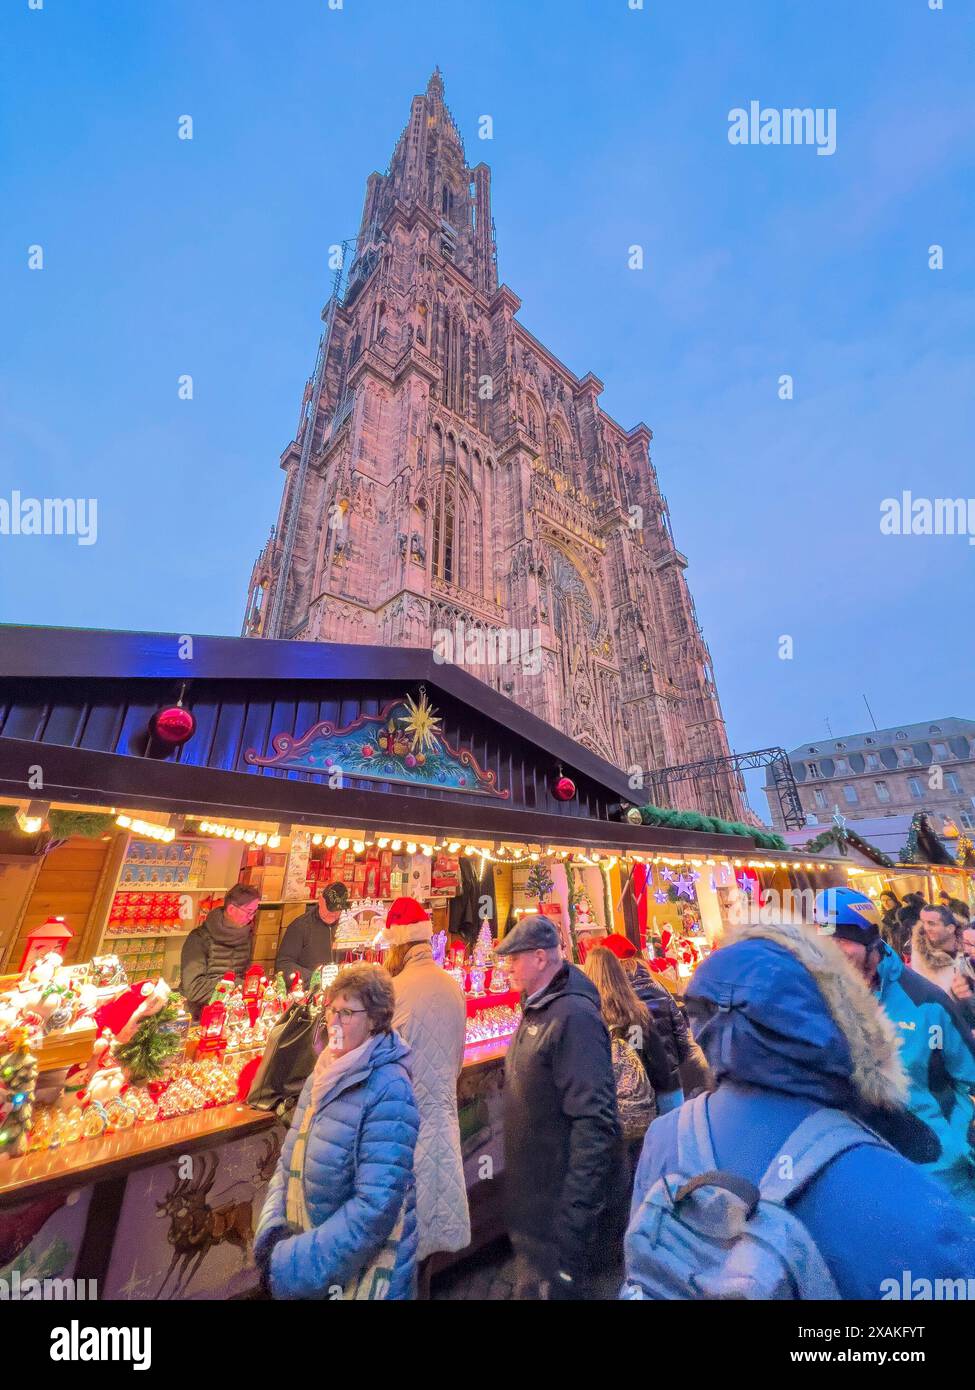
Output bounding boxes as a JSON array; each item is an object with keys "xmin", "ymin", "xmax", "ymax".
[{"xmin": 255, "ymin": 964, "xmax": 420, "ymax": 1299}]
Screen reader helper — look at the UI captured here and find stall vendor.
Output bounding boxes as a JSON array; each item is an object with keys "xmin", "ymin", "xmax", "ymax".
[
  {"xmin": 180, "ymin": 883, "xmax": 261, "ymax": 1021},
  {"xmin": 274, "ymin": 881, "xmax": 349, "ymax": 987}
]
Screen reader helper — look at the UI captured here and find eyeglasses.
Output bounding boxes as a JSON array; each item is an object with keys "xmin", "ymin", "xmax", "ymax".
[{"xmin": 324, "ymin": 1006, "xmax": 366, "ymax": 1023}]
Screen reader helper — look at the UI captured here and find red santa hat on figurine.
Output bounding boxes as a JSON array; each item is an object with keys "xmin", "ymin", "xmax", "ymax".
[
  {"xmin": 93, "ymin": 978, "xmax": 171, "ymax": 1045},
  {"xmin": 381, "ymin": 897, "xmax": 433, "ymax": 948}
]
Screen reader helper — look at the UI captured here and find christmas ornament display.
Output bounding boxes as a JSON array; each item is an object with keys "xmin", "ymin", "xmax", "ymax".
[
  {"xmin": 0, "ymin": 1028, "xmax": 38, "ymax": 1158},
  {"xmin": 464, "ymin": 1005, "xmax": 521, "ymax": 1047}
]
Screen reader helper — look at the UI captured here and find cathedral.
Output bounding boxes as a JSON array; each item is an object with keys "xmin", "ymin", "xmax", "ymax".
[{"xmin": 244, "ymin": 70, "xmax": 744, "ymax": 820}]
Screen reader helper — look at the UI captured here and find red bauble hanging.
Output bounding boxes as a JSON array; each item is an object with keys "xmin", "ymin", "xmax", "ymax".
[
  {"xmin": 553, "ymin": 775, "xmax": 576, "ymax": 802},
  {"xmin": 150, "ymin": 704, "xmax": 196, "ymax": 746}
]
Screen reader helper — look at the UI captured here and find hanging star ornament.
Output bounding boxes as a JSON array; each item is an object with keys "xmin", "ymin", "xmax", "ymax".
[
  {"xmin": 659, "ymin": 868, "xmax": 677, "ymax": 884},
  {"xmin": 737, "ymin": 873, "xmax": 754, "ymax": 894},
  {"xmin": 675, "ymin": 873, "xmax": 697, "ymax": 899},
  {"xmin": 653, "ymin": 888, "xmax": 669, "ymax": 905},
  {"xmin": 399, "ymin": 689, "xmax": 443, "ymax": 753}
]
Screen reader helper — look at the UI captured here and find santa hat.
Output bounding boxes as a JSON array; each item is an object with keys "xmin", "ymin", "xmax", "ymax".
[
  {"xmin": 598, "ymin": 933, "xmax": 637, "ymax": 961},
  {"xmin": 381, "ymin": 897, "xmax": 433, "ymax": 948},
  {"xmin": 94, "ymin": 979, "xmax": 171, "ymax": 1045}
]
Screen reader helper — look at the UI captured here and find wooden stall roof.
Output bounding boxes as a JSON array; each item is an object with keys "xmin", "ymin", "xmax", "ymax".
[{"xmin": 0, "ymin": 623, "xmax": 783, "ymax": 860}]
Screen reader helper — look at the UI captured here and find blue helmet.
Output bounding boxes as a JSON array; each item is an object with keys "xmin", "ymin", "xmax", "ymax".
[{"xmin": 814, "ymin": 886, "xmax": 882, "ymax": 947}]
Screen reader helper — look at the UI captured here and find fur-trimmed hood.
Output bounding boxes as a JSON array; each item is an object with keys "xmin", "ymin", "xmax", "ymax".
[
  {"xmin": 686, "ymin": 920, "xmax": 908, "ymax": 1112},
  {"xmin": 910, "ymin": 921, "xmax": 957, "ymax": 977}
]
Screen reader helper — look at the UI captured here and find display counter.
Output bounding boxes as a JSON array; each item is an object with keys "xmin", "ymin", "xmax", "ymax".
[{"xmin": 1, "ymin": 1041, "xmax": 510, "ymax": 1300}]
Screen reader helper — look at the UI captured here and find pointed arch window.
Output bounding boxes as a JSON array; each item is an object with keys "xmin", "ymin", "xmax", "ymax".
[
  {"xmin": 433, "ymin": 490, "xmax": 455, "ymax": 582},
  {"xmin": 552, "ymin": 427, "xmax": 565, "ymax": 471},
  {"xmin": 527, "ymin": 404, "xmax": 539, "ymax": 442},
  {"xmin": 430, "ymin": 460, "xmax": 481, "ymax": 592}
]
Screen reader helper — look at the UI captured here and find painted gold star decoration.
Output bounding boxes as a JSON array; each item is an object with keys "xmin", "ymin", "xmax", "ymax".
[{"xmin": 399, "ymin": 690, "xmax": 443, "ymax": 754}]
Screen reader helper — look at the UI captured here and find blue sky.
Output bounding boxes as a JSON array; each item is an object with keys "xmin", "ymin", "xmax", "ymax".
[{"xmin": 2, "ymin": 0, "xmax": 973, "ymax": 817}]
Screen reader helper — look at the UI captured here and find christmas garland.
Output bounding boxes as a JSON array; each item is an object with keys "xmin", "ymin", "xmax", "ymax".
[
  {"xmin": 803, "ymin": 824, "xmax": 894, "ymax": 868},
  {"xmin": 113, "ymin": 991, "xmax": 182, "ymax": 1083},
  {"xmin": 0, "ymin": 807, "xmax": 116, "ymax": 840},
  {"xmin": 601, "ymin": 864, "xmax": 614, "ymax": 930},
  {"xmin": 636, "ymin": 804, "xmax": 787, "ymax": 851},
  {"xmin": 565, "ymin": 861, "xmax": 578, "ymax": 935},
  {"xmin": 49, "ymin": 810, "xmax": 116, "ymax": 840},
  {"xmin": 899, "ymin": 811, "xmax": 957, "ymax": 866}
]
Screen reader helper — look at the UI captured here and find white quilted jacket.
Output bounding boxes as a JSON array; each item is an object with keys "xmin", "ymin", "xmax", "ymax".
[{"xmin": 392, "ymin": 945, "xmax": 472, "ymax": 1260}]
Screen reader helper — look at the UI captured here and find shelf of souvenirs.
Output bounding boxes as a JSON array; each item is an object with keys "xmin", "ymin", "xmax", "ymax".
[
  {"xmin": 0, "ymin": 940, "xmax": 514, "ymax": 1178},
  {"xmin": 0, "ymin": 943, "xmax": 298, "ymax": 1170},
  {"xmin": 114, "ymin": 885, "xmax": 234, "ymax": 893}
]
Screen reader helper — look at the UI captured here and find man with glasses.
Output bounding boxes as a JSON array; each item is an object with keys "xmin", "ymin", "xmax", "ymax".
[{"xmin": 180, "ymin": 883, "xmax": 261, "ymax": 1020}]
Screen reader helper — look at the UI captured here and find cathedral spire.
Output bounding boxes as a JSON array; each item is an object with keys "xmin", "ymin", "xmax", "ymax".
[{"xmin": 360, "ymin": 68, "xmax": 497, "ymax": 293}]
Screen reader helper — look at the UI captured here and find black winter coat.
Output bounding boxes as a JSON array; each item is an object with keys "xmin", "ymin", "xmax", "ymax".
[
  {"xmin": 179, "ymin": 911, "xmax": 254, "ymax": 1020},
  {"xmin": 274, "ymin": 905, "xmax": 338, "ymax": 987},
  {"xmin": 629, "ymin": 961, "xmax": 690, "ymax": 1088},
  {"xmin": 502, "ymin": 962, "xmax": 626, "ymax": 1280}
]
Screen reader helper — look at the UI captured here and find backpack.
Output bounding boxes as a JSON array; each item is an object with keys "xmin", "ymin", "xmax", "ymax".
[
  {"xmin": 611, "ymin": 1035, "xmax": 656, "ymax": 1141},
  {"xmin": 621, "ymin": 1093, "xmax": 888, "ymax": 1299}
]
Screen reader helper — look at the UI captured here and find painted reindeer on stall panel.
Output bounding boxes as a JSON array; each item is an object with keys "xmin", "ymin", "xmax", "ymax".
[{"xmin": 155, "ymin": 1150, "xmax": 254, "ymax": 1298}]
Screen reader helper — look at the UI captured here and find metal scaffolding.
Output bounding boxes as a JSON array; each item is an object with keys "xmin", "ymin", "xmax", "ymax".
[{"xmin": 646, "ymin": 746, "xmax": 805, "ymax": 830}]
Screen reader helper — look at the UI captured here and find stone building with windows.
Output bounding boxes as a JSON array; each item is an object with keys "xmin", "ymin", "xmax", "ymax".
[
  {"xmin": 244, "ymin": 70, "xmax": 743, "ymax": 820},
  {"xmin": 765, "ymin": 718, "xmax": 975, "ymax": 834}
]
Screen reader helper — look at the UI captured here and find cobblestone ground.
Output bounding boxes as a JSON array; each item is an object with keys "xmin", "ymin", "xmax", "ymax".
[
  {"xmin": 431, "ymin": 1240, "xmax": 518, "ymax": 1300},
  {"xmin": 431, "ymin": 1241, "xmax": 624, "ymax": 1300}
]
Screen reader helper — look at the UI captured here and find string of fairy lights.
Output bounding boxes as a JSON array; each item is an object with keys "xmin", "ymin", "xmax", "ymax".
[
  {"xmin": 6, "ymin": 801, "xmax": 967, "ymax": 884},
  {"xmin": 176, "ymin": 815, "xmax": 841, "ymax": 878}
]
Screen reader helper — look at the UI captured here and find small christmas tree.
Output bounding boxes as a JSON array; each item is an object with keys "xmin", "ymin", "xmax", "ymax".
[
  {"xmin": 0, "ymin": 1028, "xmax": 38, "ymax": 1159},
  {"xmin": 114, "ymin": 992, "xmax": 182, "ymax": 1084},
  {"xmin": 473, "ymin": 919, "xmax": 494, "ymax": 967},
  {"xmin": 525, "ymin": 861, "xmax": 554, "ymax": 904}
]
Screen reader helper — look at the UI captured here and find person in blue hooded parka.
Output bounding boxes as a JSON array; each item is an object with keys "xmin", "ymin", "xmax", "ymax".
[{"xmin": 623, "ymin": 913, "xmax": 975, "ymax": 1300}]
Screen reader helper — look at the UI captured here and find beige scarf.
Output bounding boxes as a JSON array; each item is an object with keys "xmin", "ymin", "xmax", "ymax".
[{"xmin": 284, "ymin": 1032, "xmax": 405, "ymax": 1299}]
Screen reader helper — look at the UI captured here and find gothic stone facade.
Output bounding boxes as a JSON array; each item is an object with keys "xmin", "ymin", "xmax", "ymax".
[{"xmin": 245, "ymin": 71, "xmax": 743, "ymax": 820}]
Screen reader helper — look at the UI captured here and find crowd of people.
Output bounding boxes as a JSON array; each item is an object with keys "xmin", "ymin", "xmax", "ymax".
[{"xmin": 181, "ymin": 876, "xmax": 975, "ymax": 1299}]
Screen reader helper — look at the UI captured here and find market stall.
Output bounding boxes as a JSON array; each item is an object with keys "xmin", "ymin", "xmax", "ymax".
[
  {"xmin": 783, "ymin": 811, "xmax": 975, "ymax": 929},
  {"xmin": 0, "ymin": 623, "xmax": 846, "ymax": 1296}
]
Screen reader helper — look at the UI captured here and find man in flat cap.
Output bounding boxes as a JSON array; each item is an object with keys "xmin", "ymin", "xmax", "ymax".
[
  {"xmin": 274, "ymin": 880, "xmax": 349, "ymax": 987},
  {"xmin": 495, "ymin": 914, "xmax": 626, "ymax": 1300}
]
